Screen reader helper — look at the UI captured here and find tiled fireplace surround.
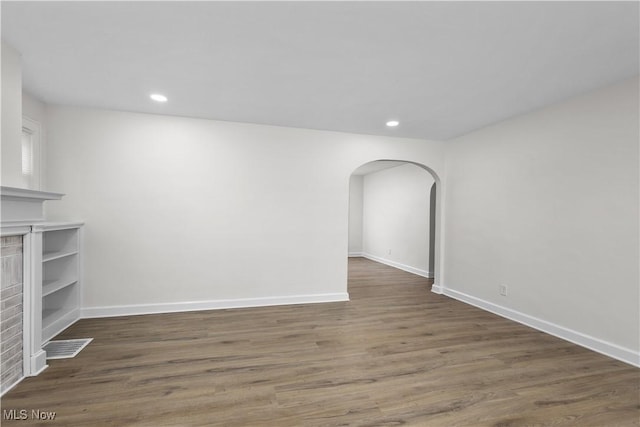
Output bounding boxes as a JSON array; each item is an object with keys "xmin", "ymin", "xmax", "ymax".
[
  {"xmin": 0, "ymin": 187, "xmax": 65, "ymax": 395},
  {"xmin": 1, "ymin": 235, "xmax": 24, "ymax": 392}
]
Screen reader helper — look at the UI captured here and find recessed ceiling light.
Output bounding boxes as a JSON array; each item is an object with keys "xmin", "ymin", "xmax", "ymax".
[
  {"xmin": 386, "ymin": 120, "xmax": 399, "ymax": 127},
  {"xmin": 150, "ymin": 93, "xmax": 168, "ymax": 103}
]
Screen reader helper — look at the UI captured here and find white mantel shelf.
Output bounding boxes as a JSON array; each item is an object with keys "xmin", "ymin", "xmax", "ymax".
[
  {"xmin": 0, "ymin": 186, "xmax": 64, "ymax": 202},
  {"xmin": 32, "ymin": 221, "xmax": 85, "ymax": 232},
  {"xmin": 1, "ymin": 186, "xmax": 65, "ymax": 226}
]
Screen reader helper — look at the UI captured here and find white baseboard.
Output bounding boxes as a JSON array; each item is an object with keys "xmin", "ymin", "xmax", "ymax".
[
  {"xmin": 361, "ymin": 253, "xmax": 433, "ymax": 278},
  {"xmin": 430, "ymin": 284, "xmax": 443, "ymax": 294},
  {"xmin": 30, "ymin": 349, "xmax": 48, "ymax": 376},
  {"xmin": 81, "ymin": 293, "xmax": 350, "ymax": 319},
  {"xmin": 442, "ymin": 287, "xmax": 640, "ymax": 368},
  {"xmin": 1, "ymin": 375, "xmax": 25, "ymax": 397},
  {"xmin": 348, "ymin": 252, "xmax": 363, "ymax": 257}
]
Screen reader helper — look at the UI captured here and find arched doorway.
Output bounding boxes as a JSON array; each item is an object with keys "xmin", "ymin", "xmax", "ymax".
[{"xmin": 348, "ymin": 160, "xmax": 443, "ymax": 293}]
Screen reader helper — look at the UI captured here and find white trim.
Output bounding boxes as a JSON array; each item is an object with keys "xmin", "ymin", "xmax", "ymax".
[
  {"xmin": 2, "ymin": 220, "xmax": 47, "ymax": 228},
  {"xmin": 30, "ymin": 350, "xmax": 48, "ymax": 376},
  {"xmin": 32, "ymin": 221, "xmax": 85, "ymax": 232},
  {"xmin": 81, "ymin": 293, "xmax": 350, "ymax": 319},
  {"xmin": 0, "ymin": 186, "xmax": 63, "ymax": 202},
  {"xmin": 22, "ymin": 116, "xmax": 42, "ymax": 191},
  {"xmin": 430, "ymin": 284, "xmax": 444, "ymax": 294},
  {"xmin": 42, "ymin": 309, "xmax": 81, "ymax": 344},
  {"xmin": 361, "ymin": 253, "xmax": 432, "ymax": 278},
  {"xmin": 442, "ymin": 287, "xmax": 640, "ymax": 368},
  {"xmin": 1, "ymin": 187, "xmax": 65, "ymax": 224},
  {"xmin": 1, "ymin": 225, "xmax": 31, "ymax": 236},
  {"xmin": 348, "ymin": 252, "xmax": 363, "ymax": 257},
  {"xmin": 0, "ymin": 375, "xmax": 25, "ymax": 398}
]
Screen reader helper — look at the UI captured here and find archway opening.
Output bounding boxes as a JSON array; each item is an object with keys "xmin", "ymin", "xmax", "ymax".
[{"xmin": 347, "ymin": 160, "xmax": 441, "ymax": 295}]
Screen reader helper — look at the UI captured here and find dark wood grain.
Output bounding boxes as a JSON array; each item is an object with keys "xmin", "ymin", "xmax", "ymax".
[{"xmin": 2, "ymin": 258, "xmax": 638, "ymax": 426}]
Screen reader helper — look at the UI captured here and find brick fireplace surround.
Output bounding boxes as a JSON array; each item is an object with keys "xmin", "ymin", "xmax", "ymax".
[{"xmin": 0, "ymin": 186, "xmax": 64, "ymax": 395}]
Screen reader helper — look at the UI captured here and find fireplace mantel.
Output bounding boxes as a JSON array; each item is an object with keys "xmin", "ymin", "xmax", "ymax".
[
  {"xmin": 1, "ymin": 186, "xmax": 76, "ymax": 394},
  {"xmin": 1, "ymin": 186, "xmax": 64, "ymax": 225}
]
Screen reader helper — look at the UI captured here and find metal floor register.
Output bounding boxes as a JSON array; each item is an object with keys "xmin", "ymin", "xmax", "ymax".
[{"xmin": 43, "ymin": 338, "xmax": 93, "ymax": 359}]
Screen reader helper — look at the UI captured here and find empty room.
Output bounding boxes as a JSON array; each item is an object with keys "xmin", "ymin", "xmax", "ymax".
[{"xmin": 1, "ymin": 1, "xmax": 638, "ymax": 426}]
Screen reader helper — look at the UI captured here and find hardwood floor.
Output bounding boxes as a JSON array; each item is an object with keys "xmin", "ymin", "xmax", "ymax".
[{"xmin": 2, "ymin": 258, "xmax": 638, "ymax": 426}]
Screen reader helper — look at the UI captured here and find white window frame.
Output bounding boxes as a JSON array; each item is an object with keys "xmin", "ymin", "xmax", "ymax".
[{"xmin": 21, "ymin": 116, "xmax": 42, "ymax": 190}]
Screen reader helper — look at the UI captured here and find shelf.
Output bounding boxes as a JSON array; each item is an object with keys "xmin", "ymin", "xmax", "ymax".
[
  {"xmin": 42, "ymin": 278, "xmax": 77, "ymax": 297},
  {"xmin": 42, "ymin": 250, "xmax": 78, "ymax": 263},
  {"xmin": 42, "ymin": 307, "xmax": 80, "ymax": 344},
  {"xmin": 32, "ymin": 221, "xmax": 84, "ymax": 232},
  {"xmin": 42, "ymin": 308, "xmax": 61, "ymax": 325},
  {"xmin": 0, "ymin": 186, "xmax": 64, "ymax": 202},
  {"xmin": 39, "ymin": 222, "xmax": 83, "ymax": 346}
]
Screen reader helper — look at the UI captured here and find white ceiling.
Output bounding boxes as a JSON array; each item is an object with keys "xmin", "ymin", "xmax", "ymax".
[{"xmin": 2, "ymin": 1, "xmax": 638, "ymax": 141}]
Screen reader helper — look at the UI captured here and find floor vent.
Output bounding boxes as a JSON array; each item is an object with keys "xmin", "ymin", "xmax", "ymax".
[{"xmin": 44, "ymin": 338, "xmax": 93, "ymax": 359}]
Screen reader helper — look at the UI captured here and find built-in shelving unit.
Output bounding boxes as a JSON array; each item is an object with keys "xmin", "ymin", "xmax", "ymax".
[
  {"xmin": 33, "ymin": 222, "xmax": 83, "ymax": 345},
  {"xmin": 1, "ymin": 186, "xmax": 75, "ymax": 380}
]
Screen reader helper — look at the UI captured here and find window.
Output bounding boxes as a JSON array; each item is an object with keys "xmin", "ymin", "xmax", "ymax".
[{"xmin": 21, "ymin": 116, "xmax": 41, "ymax": 190}]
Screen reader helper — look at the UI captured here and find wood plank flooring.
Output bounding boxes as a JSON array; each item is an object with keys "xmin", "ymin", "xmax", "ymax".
[{"xmin": 2, "ymin": 258, "xmax": 638, "ymax": 426}]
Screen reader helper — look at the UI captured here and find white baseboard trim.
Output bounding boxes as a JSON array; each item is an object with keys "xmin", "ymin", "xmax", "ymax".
[
  {"xmin": 348, "ymin": 252, "xmax": 363, "ymax": 257},
  {"xmin": 361, "ymin": 253, "xmax": 433, "ymax": 278},
  {"xmin": 30, "ymin": 349, "xmax": 48, "ymax": 376},
  {"xmin": 1, "ymin": 375, "xmax": 25, "ymax": 398},
  {"xmin": 430, "ymin": 284, "xmax": 444, "ymax": 294},
  {"xmin": 81, "ymin": 293, "xmax": 350, "ymax": 319},
  {"xmin": 443, "ymin": 287, "xmax": 640, "ymax": 368}
]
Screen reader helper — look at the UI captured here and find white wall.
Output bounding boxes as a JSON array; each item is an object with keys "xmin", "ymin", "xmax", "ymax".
[
  {"xmin": 22, "ymin": 91, "xmax": 46, "ymax": 122},
  {"xmin": 444, "ymin": 77, "xmax": 639, "ymax": 364},
  {"xmin": 348, "ymin": 175, "xmax": 363, "ymax": 255},
  {"xmin": 362, "ymin": 164, "xmax": 434, "ymax": 277},
  {"xmin": 1, "ymin": 42, "xmax": 23, "ymax": 188},
  {"xmin": 44, "ymin": 106, "xmax": 445, "ymax": 315}
]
